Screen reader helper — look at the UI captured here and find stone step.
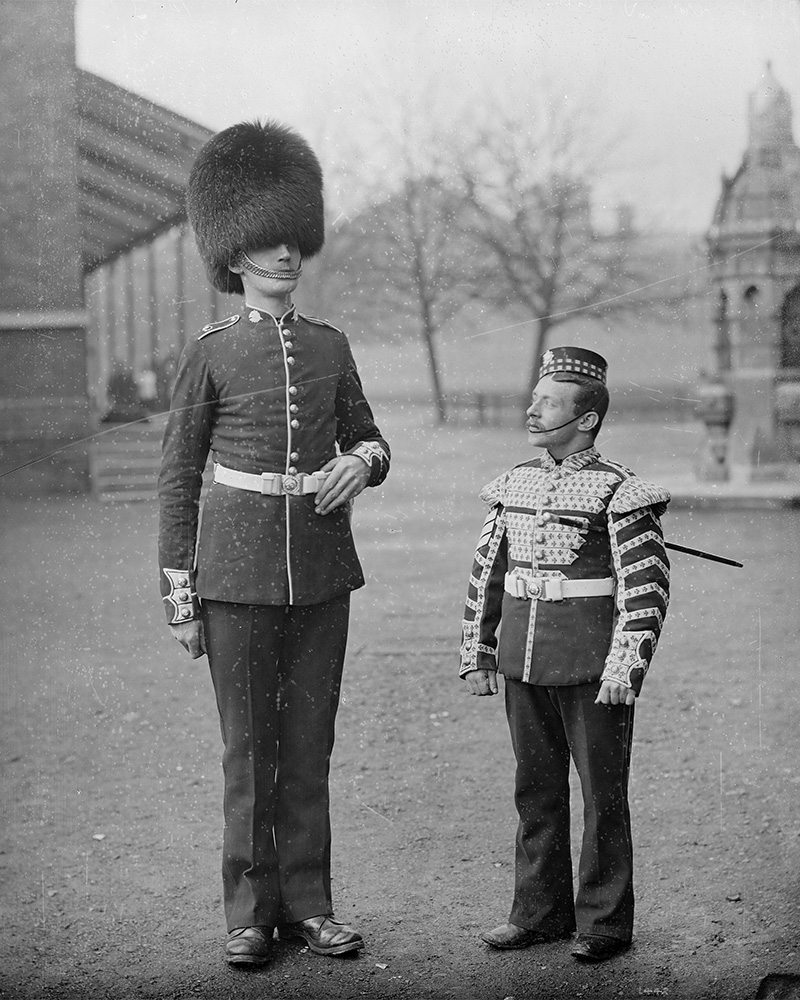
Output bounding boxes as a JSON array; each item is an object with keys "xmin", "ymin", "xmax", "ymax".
[
  {"xmin": 92, "ymin": 463, "xmax": 212, "ymax": 502},
  {"xmin": 89, "ymin": 422, "xmax": 211, "ymax": 501}
]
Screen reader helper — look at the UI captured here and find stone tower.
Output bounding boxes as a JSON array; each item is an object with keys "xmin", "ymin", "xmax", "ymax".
[{"xmin": 700, "ymin": 63, "xmax": 800, "ymax": 482}]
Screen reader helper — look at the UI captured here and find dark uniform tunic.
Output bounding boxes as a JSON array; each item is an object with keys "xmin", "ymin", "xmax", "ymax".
[
  {"xmin": 157, "ymin": 303, "xmax": 389, "ymax": 931},
  {"xmin": 159, "ymin": 304, "xmax": 389, "ymax": 615},
  {"xmin": 459, "ymin": 445, "xmax": 669, "ymax": 940}
]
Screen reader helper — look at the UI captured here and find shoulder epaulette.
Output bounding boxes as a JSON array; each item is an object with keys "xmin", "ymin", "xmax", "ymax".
[
  {"xmin": 600, "ymin": 457, "xmax": 636, "ymax": 479},
  {"xmin": 198, "ymin": 315, "xmax": 240, "ymax": 339},
  {"xmin": 479, "ymin": 471, "xmax": 509, "ymax": 507},
  {"xmin": 298, "ymin": 313, "xmax": 343, "ymax": 335},
  {"xmin": 608, "ymin": 475, "xmax": 671, "ymax": 516}
]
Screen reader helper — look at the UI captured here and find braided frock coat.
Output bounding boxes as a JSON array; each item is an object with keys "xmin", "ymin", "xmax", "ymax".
[{"xmin": 460, "ymin": 446, "xmax": 670, "ymax": 692}]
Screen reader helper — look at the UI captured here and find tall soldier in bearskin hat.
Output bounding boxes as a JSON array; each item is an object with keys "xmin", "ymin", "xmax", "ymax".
[
  {"xmin": 459, "ymin": 347, "xmax": 670, "ymax": 963},
  {"xmin": 158, "ymin": 121, "xmax": 390, "ymax": 967}
]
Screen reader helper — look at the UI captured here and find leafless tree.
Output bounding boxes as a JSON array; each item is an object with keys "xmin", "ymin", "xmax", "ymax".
[
  {"xmin": 455, "ymin": 90, "xmax": 658, "ymax": 395},
  {"xmin": 322, "ymin": 82, "xmax": 474, "ymax": 422},
  {"xmin": 316, "ymin": 76, "xmax": 697, "ymax": 417}
]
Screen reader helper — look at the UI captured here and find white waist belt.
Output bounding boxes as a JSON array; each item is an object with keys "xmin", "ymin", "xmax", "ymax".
[
  {"xmin": 214, "ymin": 463, "xmax": 329, "ymax": 496},
  {"xmin": 504, "ymin": 574, "xmax": 615, "ymax": 601}
]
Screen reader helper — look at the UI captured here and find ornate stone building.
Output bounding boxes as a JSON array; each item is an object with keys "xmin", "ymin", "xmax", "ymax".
[{"xmin": 700, "ymin": 63, "xmax": 800, "ymax": 481}]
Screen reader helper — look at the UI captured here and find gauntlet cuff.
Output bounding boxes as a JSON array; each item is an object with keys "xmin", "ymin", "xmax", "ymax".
[
  {"xmin": 602, "ymin": 630, "xmax": 655, "ymax": 693},
  {"xmin": 162, "ymin": 568, "xmax": 200, "ymax": 625},
  {"xmin": 349, "ymin": 441, "xmax": 390, "ymax": 485},
  {"xmin": 459, "ymin": 623, "xmax": 498, "ymax": 677}
]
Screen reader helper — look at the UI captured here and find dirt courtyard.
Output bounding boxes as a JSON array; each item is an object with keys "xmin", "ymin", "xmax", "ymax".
[{"xmin": 1, "ymin": 414, "xmax": 799, "ymax": 1000}]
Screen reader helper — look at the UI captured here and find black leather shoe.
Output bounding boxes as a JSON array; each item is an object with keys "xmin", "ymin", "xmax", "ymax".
[
  {"xmin": 279, "ymin": 914, "xmax": 364, "ymax": 956},
  {"xmin": 571, "ymin": 934, "xmax": 631, "ymax": 962},
  {"xmin": 225, "ymin": 926, "xmax": 273, "ymax": 966},
  {"xmin": 480, "ymin": 922, "xmax": 573, "ymax": 950}
]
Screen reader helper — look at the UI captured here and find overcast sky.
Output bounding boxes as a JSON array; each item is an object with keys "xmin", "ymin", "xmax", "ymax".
[{"xmin": 75, "ymin": 0, "xmax": 800, "ymax": 233}]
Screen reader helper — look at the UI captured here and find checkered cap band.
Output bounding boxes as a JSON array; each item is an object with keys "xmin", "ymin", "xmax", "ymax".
[{"xmin": 539, "ymin": 347, "xmax": 607, "ymax": 384}]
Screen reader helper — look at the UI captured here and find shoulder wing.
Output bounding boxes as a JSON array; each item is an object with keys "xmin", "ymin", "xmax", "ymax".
[
  {"xmin": 479, "ymin": 471, "xmax": 509, "ymax": 506},
  {"xmin": 609, "ymin": 474, "xmax": 671, "ymax": 515}
]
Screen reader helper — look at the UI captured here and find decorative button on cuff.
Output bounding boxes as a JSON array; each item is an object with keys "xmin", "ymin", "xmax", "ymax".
[
  {"xmin": 162, "ymin": 568, "xmax": 198, "ymax": 624},
  {"xmin": 290, "ymin": 419, "xmax": 300, "ymax": 429}
]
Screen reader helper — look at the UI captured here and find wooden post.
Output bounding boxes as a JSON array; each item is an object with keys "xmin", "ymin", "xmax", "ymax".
[
  {"xmin": 475, "ymin": 392, "xmax": 486, "ymax": 427},
  {"xmin": 125, "ymin": 253, "xmax": 136, "ymax": 370},
  {"xmin": 147, "ymin": 241, "xmax": 159, "ymax": 367},
  {"xmin": 175, "ymin": 225, "xmax": 186, "ymax": 350},
  {"xmin": 106, "ymin": 259, "xmax": 119, "ymax": 360}
]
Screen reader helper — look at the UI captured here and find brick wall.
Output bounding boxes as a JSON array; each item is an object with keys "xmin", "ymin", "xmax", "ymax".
[
  {"xmin": 0, "ymin": 1, "xmax": 84, "ymax": 311},
  {"xmin": 0, "ymin": 0, "xmax": 92, "ymax": 494}
]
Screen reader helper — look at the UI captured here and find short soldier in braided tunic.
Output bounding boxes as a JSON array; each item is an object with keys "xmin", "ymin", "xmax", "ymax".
[{"xmin": 460, "ymin": 347, "xmax": 669, "ymax": 963}]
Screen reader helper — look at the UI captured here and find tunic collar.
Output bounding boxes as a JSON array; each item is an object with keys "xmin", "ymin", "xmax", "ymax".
[
  {"xmin": 244, "ymin": 303, "xmax": 298, "ymax": 325},
  {"xmin": 540, "ymin": 445, "xmax": 600, "ymax": 474}
]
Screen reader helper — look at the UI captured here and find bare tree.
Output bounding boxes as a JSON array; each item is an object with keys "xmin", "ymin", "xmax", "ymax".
[
  {"xmin": 295, "ymin": 110, "xmax": 367, "ymax": 322},
  {"xmin": 455, "ymin": 91, "xmax": 655, "ymax": 394},
  {"xmin": 312, "ymin": 75, "xmax": 689, "ymax": 416},
  {"xmin": 350, "ymin": 175, "xmax": 473, "ymax": 422},
  {"xmin": 323, "ymin": 82, "xmax": 475, "ymax": 422}
]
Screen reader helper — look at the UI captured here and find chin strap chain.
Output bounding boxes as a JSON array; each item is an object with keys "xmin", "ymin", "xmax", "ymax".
[{"xmin": 237, "ymin": 251, "xmax": 303, "ymax": 281}]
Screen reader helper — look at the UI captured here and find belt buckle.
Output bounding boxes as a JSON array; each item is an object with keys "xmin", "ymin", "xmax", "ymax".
[
  {"xmin": 526, "ymin": 578, "xmax": 544, "ymax": 599},
  {"xmin": 282, "ymin": 474, "xmax": 302, "ymax": 496},
  {"xmin": 528, "ymin": 578, "xmax": 563, "ymax": 601}
]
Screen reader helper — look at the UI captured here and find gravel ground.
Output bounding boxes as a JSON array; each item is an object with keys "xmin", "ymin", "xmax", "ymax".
[{"xmin": 1, "ymin": 413, "xmax": 798, "ymax": 999}]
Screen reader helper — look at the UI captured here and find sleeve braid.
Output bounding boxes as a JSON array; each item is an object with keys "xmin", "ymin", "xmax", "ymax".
[{"xmin": 603, "ymin": 503, "xmax": 670, "ymax": 693}]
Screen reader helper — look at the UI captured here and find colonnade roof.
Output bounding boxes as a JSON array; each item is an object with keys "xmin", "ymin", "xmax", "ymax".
[{"xmin": 77, "ymin": 70, "xmax": 213, "ymax": 272}]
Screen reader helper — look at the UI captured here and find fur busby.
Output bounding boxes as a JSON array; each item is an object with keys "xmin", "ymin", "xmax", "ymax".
[{"xmin": 186, "ymin": 120, "xmax": 324, "ymax": 295}]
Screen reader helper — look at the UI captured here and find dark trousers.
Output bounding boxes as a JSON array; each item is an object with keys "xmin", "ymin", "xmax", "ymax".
[
  {"xmin": 203, "ymin": 595, "xmax": 350, "ymax": 931},
  {"xmin": 504, "ymin": 679, "xmax": 635, "ymax": 941}
]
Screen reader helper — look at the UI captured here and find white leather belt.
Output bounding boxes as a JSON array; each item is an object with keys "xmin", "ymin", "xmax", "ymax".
[
  {"xmin": 504, "ymin": 573, "xmax": 615, "ymax": 601},
  {"xmin": 214, "ymin": 463, "xmax": 329, "ymax": 496}
]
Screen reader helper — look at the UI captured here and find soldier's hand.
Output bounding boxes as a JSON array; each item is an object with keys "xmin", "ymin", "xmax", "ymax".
[
  {"xmin": 170, "ymin": 620, "xmax": 206, "ymax": 659},
  {"xmin": 595, "ymin": 680, "xmax": 635, "ymax": 706},
  {"xmin": 315, "ymin": 455, "xmax": 370, "ymax": 515},
  {"xmin": 463, "ymin": 669, "xmax": 499, "ymax": 696}
]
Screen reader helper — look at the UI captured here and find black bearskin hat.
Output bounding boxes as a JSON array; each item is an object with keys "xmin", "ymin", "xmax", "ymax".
[{"xmin": 186, "ymin": 120, "xmax": 324, "ymax": 295}]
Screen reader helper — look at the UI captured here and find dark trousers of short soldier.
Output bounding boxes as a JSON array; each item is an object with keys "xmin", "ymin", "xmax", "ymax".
[{"xmin": 505, "ymin": 679, "xmax": 635, "ymax": 942}]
